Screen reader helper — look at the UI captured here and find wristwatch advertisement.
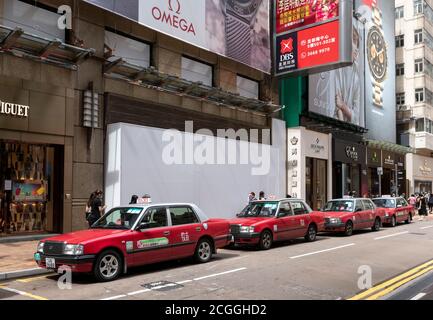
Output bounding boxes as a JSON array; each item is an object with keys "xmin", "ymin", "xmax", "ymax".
[
  {"xmin": 366, "ymin": 0, "xmax": 388, "ymax": 108},
  {"xmin": 221, "ymin": 0, "xmax": 262, "ymax": 65}
]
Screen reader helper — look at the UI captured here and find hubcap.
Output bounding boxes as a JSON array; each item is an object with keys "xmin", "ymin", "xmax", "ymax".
[
  {"xmin": 309, "ymin": 227, "xmax": 316, "ymax": 240},
  {"xmin": 346, "ymin": 224, "xmax": 353, "ymax": 234},
  {"xmin": 99, "ymin": 255, "xmax": 119, "ymax": 278},
  {"xmin": 262, "ymin": 233, "xmax": 271, "ymax": 248},
  {"xmin": 198, "ymin": 242, "xmax": 211, "ymax": 260}
]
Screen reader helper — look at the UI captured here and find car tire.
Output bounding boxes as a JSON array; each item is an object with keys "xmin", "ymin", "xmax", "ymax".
[
  {"xmin": 390, "ymin": 216, "xmax": 397, "ymax": 228},
  {"xmin": 344, "ymin": 221, "xmax": 353, "ymax": 237},
  {"xmin": 94, "ymin": 250, "xmax": 122, "ymax": 282},
  {"xmin": 194, "ymin": 238, "xmax": 213, "ymax": 263},
  {"xmin": 258, "ymin": 230, "xmax": 273, "ymax": 250},
  {"xmin": 372, "ymin": 218, "xmax": 381, "ymax": 232},
  {"xmin": 305, "ymin": 224, "xmax": 317, "ymax": 242}
]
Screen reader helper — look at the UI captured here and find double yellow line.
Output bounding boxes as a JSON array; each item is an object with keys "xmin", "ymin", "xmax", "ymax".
[{"xmin": 349, "ymin": 259, "xmax": 433, "ymax": 300}]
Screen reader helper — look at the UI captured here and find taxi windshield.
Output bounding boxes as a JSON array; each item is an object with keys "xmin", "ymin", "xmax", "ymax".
[
  {"xmin": 238, "ymin": 202, "xmax": 279, "ymax": 218},
  {"xmin": 323, "ymin": 200, "xmax": 354, "ymax": 213},
  {"xmin": 92, "ymin": 207, "xmax": 143, "ymax": 229},
  {"xmin": 373, "ymin": 199, "xmax": 396, "ymax": 209}
]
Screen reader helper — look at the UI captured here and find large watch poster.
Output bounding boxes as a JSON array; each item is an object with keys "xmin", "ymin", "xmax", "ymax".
[
  {"xmin": 84, "ymin": 0, "xmax": 271, "ymax": 73},
  {"xmin": 308, "ymin": 0, "xmax": 396, "ymax": 143}
]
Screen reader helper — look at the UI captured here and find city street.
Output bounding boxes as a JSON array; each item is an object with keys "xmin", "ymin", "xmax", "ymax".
[{"xmin": 1, "ymin": 219, "xmax": 433, "ymax": 301}]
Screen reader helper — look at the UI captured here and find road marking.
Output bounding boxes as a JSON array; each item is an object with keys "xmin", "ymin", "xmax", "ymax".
[
  {"xmin": 289, "ymin": 244, "xmax": 356, "ymax": 260},
  {"xmin": 100, "ymin": 267, "xmax": 247, "ymax": 300},
  {"xmin": 0, "ymin": 285, "xmax": 48, "ymax": 300},
  {"xmin": 374, "ymin": 231, "xmax": 409, "ymax": 241},
  {"xmin": 193, "ymin": 268, "xmax": 247, "ymax": 281},
  {"xmin": 420, "ymin": 226, "xmax": 433, "ymax": 230},
  {"xmin": 411, "ymin": 293, "xmax": 427, "ymax": 300},
  {"xmin": 100, "ymin": 294, "xmax": 127, "ymax": 300},
  {"xmin": 16, "ymin": 275, "xmax": 50, "ymax": 283},
  {"xmin": 349, "ymin": 259, "xmax": 433, "ymax": 300}
]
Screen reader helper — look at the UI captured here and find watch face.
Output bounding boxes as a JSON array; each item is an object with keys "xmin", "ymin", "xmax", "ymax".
[
  {"xmin": 367, "ymin": 26, "xmax": 388, "ymax": 82},
  {"xmin": 226, "ymin": 0, "xmax": 261, "ymax": 16}
]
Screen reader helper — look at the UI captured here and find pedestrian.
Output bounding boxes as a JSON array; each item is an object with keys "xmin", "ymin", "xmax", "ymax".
[
  {"xmin": 418, "ymin": 194, "xmax": 428, "ymax": 220},
  {"xmin": 409, "ymin": 194, "xmax": 417, "ymax": 210},
  {"xmin": 85, "ymin": 191, "xmax": 96, "ymax": 223},
  {"xmin": 259, "ymin": 191, "xmax": 266, "ymax": 200},
  {"xmin": 248, "ymin": 192, "xmax": 257, "ymax": 203},
  {"xmin": 129, "ymin": 195, "xmax": 138, "ymax": 204},
  {"xmin": 88, "ymin": 189, "xmax": 106, "ymax": 228},
  {"xmin": 428, "ymin": 192, "xmax": 433, "ymax": 214}
]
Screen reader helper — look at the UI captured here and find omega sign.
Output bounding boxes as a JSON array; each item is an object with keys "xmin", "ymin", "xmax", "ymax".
[
  {"xmin": 152, "ymin": 0, "xmax": 196, "ymax": 35},
  {"xmin": 0, "ymin": 100, "xmax": 29, "ymax": 118}
]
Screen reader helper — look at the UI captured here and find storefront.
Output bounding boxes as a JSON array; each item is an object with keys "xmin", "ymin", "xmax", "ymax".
[
  {"xmin": 287, "ymin": 127, "xmax": 332, "ymax": 210},
  {"xmin": 407, "ymin": 153, "xmax": 433, "ymax": 194},
  {"xmin": 332, "ymin": 139, "xmax": 366, "ymax": 199},
  {"xmin": 381, "ymin": 151, "xmax": 397, "ymax": 196},
  {"xmin": 366, "ymin": 147, "xmax": 381, "ymax": 196}
]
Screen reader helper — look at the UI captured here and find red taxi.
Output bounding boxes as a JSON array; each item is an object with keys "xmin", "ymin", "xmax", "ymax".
[
  {"xmin": 228, "ymin": 199, "xmax": 325, "ymax": 250},
  {"xmin": 34, "ymin": 203, "xmax": 233, "ymax": 282},
  {"xmin": 372, "ymin": 197, "xmax": 414, "ymax": 227},
  {"xmin": 322, "ymin": 198, "xmax": 386, "ymax": 236}
]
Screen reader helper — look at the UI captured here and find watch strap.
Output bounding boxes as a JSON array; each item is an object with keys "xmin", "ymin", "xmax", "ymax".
[
  {"xmin": 371, "ymin": 0, "xmax": 383, "ymax": 28},
  {"xmin": 372, "ymin": 81, "xmax": 384, "ymax": 107},
  {"xmin": 225, "ymin": 13, "xmax": 252, "ymax": 65}
]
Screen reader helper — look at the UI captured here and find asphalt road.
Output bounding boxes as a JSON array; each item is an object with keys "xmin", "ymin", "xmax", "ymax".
[{"xmin": 1, "ymin": 218, "xmax": 433, "ymax": 301}]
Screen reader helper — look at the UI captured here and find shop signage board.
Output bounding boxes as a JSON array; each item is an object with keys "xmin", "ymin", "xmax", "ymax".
[
  {"xmin": 274, "ymin": 0, "xmax": 353, "ymax": 77},
  {"xmin": 0, "ymin": 100, "xmax": 30, "ymax": 118}
]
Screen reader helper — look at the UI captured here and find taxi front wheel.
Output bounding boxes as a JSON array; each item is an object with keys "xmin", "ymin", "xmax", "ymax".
[
  {"xmin": 258, "ymin": 230, "xmax": 273, "ymax": 250},
  {"xmin": 94, "ymin": 250, "xmax": 122, "ymax": 282},
  {"xmin": 195, "ymin": 238, "xmax": 213, "ymax": 263}
]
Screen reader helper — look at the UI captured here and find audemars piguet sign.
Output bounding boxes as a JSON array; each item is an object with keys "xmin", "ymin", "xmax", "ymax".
[{"xmin": 0, "ymin": 100, "xmax": 29, "ymax": 118}]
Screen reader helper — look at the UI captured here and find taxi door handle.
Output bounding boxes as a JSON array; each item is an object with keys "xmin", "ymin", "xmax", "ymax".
[
  {"xmin": 163, "ymin": 231, "xmax": 170, "ymax": 236},
  {"xmin": 196, "ymin": 227, "xmax": 201, "ymax": 232}
]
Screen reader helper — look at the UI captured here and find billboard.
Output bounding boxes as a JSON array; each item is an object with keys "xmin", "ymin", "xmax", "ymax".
[
  {"xmin": 85, "ymin": 0, "xmax": 271, "ymax": 73},
  {"xmin": 274, "ymin": 0, "xmax": 353, "ymax": 77},
  {"xmin": 308, "ymin": 0, "xmax": 396, "ymax": 143},
  {"xmin": 276, "ymin": 0, "xmax": 340, "ymax": 34}
]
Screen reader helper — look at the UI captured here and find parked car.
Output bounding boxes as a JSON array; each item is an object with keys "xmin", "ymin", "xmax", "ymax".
[
  {"xmin": 34, "ymin": 203, "xmax": 233, "ymax": 282},
  {"xmin": 228, "ymin": 199, "xmax": 325, "ymax": 250},
  {"xmin": 372, "ymin": 197, "xmax": 414, "ymax": 227},
  {"xmin": 321, "ymin": 198, "xmax": 386, "ymax": 236}
]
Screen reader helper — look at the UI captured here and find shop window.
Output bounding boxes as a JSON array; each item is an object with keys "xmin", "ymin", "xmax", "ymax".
[
  {"xmin": 181, "ymin": 57, "xmax": 213, "ymax": 87},
  {"xmin": 0, "ymin": 142, "xmax": 60, "ymax": 236},
  {"xmin": 105, "ymin": 30, "xmax": 150, "ymax": 68},
  {"xmin": 0, "ymin": 0, "xmax": 65, "ymax": 41},
  {"xmin": 237, "ymin": 75, "xmax": 259, "ymax": 100}
]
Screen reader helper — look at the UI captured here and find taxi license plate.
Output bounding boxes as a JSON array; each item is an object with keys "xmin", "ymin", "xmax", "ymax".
[{"xmin": 45, "ymin": 258, "xmax": 56, "ymax": 269}]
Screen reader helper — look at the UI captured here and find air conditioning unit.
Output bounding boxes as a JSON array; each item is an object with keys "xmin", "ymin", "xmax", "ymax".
[{"xmin": 398, "ymin": 105, "xmax": 409, "ymax": 111}]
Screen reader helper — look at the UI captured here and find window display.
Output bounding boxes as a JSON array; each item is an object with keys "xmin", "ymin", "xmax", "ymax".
[{"xmin": 0, "ymin": 142, "xmax": 54, "ymax": 236}]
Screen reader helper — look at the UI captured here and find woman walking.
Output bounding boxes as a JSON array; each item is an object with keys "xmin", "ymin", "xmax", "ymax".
[
  {"xmin": 87, "ymin": 190, "xmax": 106, "ymax": 228},
  {"xmin": 418, "ymin": 193, "xmax": 428, "ymax": 220}
]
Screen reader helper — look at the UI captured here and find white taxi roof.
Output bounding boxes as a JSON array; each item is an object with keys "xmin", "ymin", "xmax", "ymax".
[{"xmin": 124, "ymin": 203, "xmax": 209, "ymax": 222}]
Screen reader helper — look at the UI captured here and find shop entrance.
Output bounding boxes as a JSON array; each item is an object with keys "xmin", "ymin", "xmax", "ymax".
[
  {"xmin": 305, "ymin": 158, "xmax": 327, "ymax": 210},
  {"xmin": 0, "ymin": 141, "xmax": 63, "ymax": 237}
]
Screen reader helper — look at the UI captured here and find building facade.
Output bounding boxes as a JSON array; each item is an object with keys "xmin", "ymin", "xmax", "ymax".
[
  {"xmin": 396, "ymin": 0, "xmax": 433, "ymax": 194},
  {"xmin": 0, "ymin": 0, "xmax": 281, "ymax": 238}
]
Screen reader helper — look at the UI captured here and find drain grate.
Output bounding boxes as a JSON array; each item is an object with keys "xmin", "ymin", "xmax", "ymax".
[{"xmin": 141, "ymin": 280, "xmax": 184, "ymax": 292}]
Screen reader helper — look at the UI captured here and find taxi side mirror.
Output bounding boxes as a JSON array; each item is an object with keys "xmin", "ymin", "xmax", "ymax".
[
  {"xmin": 137, "ymin": 222, "xmax": 151, "ymax": 231},
  {"xmin": 355, "ymin": 208, "xmax": 363, "ymax": 212}
]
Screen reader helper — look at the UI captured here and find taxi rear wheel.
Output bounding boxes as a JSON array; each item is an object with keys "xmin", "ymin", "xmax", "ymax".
[
  {"xmin": 258, "ymin": 230, "xmax": 273, "ymax": 250},
  {"xmin": 94, "ymin": 250, "xmax": 122, "ymax": 282},
  {"xmin": 305, "ymin": 224, "xmax": 317, "ymax": 242},
  {"xmin": 194, "ymin": 238, "xmax": 213, "ymax": 263},
  {"xmin": 372, "ymin": 218, "xmax": 381, "ymax": 232}
]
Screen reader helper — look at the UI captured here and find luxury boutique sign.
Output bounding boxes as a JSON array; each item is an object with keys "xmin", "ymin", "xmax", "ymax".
[{"xmin": 0, "ymin": 100, "xmax": 29, "ymax": 118}]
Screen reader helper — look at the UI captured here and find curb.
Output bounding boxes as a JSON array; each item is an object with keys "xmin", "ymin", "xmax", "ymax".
[{"xmin": 0, "ymin": 268, "xmax": 53, "ymax": 281}]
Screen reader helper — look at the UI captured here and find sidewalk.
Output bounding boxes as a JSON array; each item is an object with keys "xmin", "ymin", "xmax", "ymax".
[{"xmin": 0, "ymin": 240, "xmax": 52, "ymax": 281}]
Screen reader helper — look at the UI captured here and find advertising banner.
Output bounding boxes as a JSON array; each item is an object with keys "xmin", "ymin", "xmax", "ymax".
[
  {"xmin": 12, "ymin": 181, "xmax": 47, "ymax": 202},
  {"xmin": 308, "ymin": 0, "xmax": 396, "ymax": 142},
  {"xmin": 276, "ymin": 0, "xmax": 340, "ymax": 34},
  {"xmin": 274, "ymin": 0, "xmax": 353, "ymax": 77},
  {"xmin": 85, "ymin": 0, "xmax": 271, "ymax": 73}
]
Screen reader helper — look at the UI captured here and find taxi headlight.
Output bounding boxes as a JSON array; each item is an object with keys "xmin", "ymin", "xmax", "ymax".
[
  {"xmin": 328, "ymin": 218, "xmax": 342, "ymax": 224},
  {"xmin": 240, "ymin": 226, "xmax": 255, "ymax": 233},
  {"xmin": 385, "ymin": 213, "xmax": 389, "ymax": 217},
  {"xmin": 37, "ymin": 242, "xmax": 44, "ymax": 253},
  {"xmin": 63, "ymin": 244, "xmax": 84, "ymax": 255}
]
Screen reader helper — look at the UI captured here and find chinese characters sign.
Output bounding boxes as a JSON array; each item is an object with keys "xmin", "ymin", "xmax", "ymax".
[
  {"xmin": 276, "ymin": 0, "xmax": 339, "ymax": 34},
  {"xmin": 276, "ymin": 20, "xmax": 339, "ymax": 74}
]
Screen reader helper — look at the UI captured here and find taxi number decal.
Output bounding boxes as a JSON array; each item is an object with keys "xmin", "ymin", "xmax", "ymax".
[
  {"xmin": 126, "ymin": 241, "xmax": 134, "ymax": 252},
  {"xmin": 137, "ymin": 237, "xmax": 169, "ymax": 249},
  {"xmin": 181, "ymin": 232, "xmax": 190, "ymax": 242},
  {"xmin": 274, "ymin": 225, "xmax": 278, "ymax": 232}
]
